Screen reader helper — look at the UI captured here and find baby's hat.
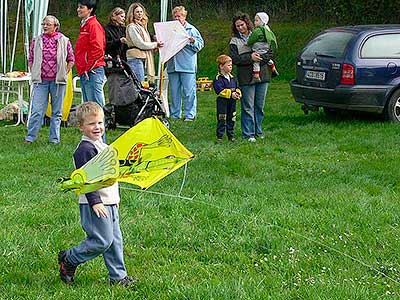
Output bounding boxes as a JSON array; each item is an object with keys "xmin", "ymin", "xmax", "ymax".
[{"xmin": 256, "ymin": 12, "xmax": 269, "ymax": 25}]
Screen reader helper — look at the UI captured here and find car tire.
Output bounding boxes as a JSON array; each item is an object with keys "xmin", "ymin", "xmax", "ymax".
[
  {"xmin": 323, "ymin": 107, "xmax": 339, "ymax": 117},
  {"xmin": 161, "ymin": 117, "xmax": 170, "ymax": 129},
  {"xmin": 385, "ymin": 90, "xmax": 400, "ymax": 122}
]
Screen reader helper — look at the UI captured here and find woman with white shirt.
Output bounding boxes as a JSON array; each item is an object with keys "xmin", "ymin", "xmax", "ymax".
[{"xmin": 125, "ymin": 2, "xmax": 163, "ymax": 83}]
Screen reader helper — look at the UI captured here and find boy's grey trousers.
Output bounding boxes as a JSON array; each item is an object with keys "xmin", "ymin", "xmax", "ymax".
[{"xmin": 66, "ymin": 204, "xmax": 127, "ymax": 281}]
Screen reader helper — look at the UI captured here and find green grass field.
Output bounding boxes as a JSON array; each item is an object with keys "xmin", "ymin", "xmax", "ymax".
[{"xmin": 0, "ymin": 81, "xmax": 399, "ymax": 299}]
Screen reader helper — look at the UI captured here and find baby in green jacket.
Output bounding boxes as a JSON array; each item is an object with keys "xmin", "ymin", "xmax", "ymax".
[{"xmin": 247, "ymin": 12, "xmax": 279, "ymax": 82}]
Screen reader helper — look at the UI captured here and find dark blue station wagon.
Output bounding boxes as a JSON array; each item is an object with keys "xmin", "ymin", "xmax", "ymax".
[{"xmin": 290, "ymin": 25, "xmax": 400, "ymax": 121}]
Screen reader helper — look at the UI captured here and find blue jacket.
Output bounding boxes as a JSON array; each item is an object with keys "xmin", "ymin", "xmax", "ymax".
[
  {"xmin": 213, "ymin": 72, "xmax": 241, "ymax": 99},
  {"xmin": 166, "ymin": 22, "xmax": 204, "ymax": 73}
]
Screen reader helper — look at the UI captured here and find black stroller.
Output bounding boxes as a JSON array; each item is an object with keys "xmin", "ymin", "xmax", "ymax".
[{"xmin": 104, "ymin": 55, "xmax": 169, "ymax": 129}]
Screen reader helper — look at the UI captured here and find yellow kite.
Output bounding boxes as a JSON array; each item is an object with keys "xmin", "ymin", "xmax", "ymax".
[{"xmin": 60, "ymin": 117, "xmax": 194, "ymax": 195}]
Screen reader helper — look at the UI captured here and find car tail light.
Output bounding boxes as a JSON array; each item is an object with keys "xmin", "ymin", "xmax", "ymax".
[{"xmin": 341, "ymin": 64, "xmax": 355, "ymax": 85}]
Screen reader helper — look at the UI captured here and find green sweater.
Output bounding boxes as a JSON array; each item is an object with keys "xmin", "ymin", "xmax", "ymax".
[{"xmin": 247, "ymin": 26, "xmax": 277, "ymax": 50}]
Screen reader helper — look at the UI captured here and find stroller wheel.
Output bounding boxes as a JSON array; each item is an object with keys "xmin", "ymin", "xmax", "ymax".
[{"xmin": 161, "ymin": 118, "xmax": 170, "ymax": 129}]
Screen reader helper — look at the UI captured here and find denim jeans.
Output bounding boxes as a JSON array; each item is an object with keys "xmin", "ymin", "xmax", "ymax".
[
  {"xmin": 168, "ymin": 72, "xmax": 197, "ymax": 119},
  {"xmin": 80, "ymin": 66, "xmax": 106, "ymax": 142},
  {"xmin": 127, "ymin": 58, "xmax": 145, "ymax": 83},
  {"xmin": 66, "ymin": 204, "xmax": 127, "ymax": 281},
  {"xmin": 80, "ymin": 66, "xmax": 106, "ymax": 107},
  {"xmin": 239, "ymin": 82, "xmax": 269, "ymax": 139},
  {"xmin": 26, "ymin": 81, "xmax": 66, "ymax": 143}
]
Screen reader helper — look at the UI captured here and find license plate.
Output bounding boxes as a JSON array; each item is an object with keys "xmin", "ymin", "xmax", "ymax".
[{"xmin": 305, "ymin": 70, "xmax": 326, "ymax": 81}]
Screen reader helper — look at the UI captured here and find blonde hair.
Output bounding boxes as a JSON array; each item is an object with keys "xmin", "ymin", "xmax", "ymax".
[
  {"xmin": 172, "ymin": 6, "xmax": 187, "ymax": 17},
  {"xmin": 127, "ymin": 2, "xmax": 149, "ymax": 28},
  {"xmin": 216, "ymin": 54, "xmax": 232, "ymax": 69},
  {"xmin": 76, "ymin": 102, "xmax": 104, "ymax": 125},
  {"xmin": 109, "ymin": 7, "xmax": 125, "ymax": 25}
]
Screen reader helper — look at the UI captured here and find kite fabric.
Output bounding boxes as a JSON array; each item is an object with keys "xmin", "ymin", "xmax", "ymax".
[
  {"xmin": 154, "ymin": 20, "xmax": 190, "ymax": 112},
  {"xmin": 60, "ymin": 145, "xmax": 120, "ymax": 195},
  {"xmin": 61, "ymin": 117, "xmax": 194, "ymax": 195},
  {"xmin": 154, "ymin": 20, "xmax": 190, "ymax": 64}
]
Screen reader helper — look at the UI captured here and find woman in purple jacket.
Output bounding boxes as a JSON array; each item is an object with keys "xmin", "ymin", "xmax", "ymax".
[{"xmin": 24, "ymin": 15, "xmax": 74, "ymax": 144}]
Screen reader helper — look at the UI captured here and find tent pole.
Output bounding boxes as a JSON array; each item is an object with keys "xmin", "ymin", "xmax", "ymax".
[
  {"xmin": 5, "ymin": 0, "xmax": 22, "ymax": 104},
  {"xmin": 1, "ymin": 0, "xmax": 7, "ymax": 104},
  {"xmin": 10, "ymin": 0, "xmax": 22, "ymax": 72},
  {"xmin": 157, "ymin": 0, "xmax": 169, "ymax": 116},
  {"xmin": 0, "ymin": 0, "xmax": 7, "ymax": 74}
]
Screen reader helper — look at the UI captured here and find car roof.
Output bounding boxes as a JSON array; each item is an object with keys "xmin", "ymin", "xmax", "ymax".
[{"xmin": 325, "ymin": 24, "xmax": 400, "ymax": 34}]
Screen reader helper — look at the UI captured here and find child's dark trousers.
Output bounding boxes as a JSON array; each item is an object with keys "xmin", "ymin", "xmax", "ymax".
[{"xmin": 216, "ymin": 97, "xmax": 236, "ymax": 139}]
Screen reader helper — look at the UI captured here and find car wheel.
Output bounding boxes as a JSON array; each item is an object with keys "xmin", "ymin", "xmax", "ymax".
[
  {"xmin": 385, "ymin": 90, "xmax": 400, "ymax": 122},
  {"xmin": 323, "ymin": 107, "xmax": 339, "ymax": 117},
  {"xmin": 161, "ymin": 117, "xmax": 170, "ymax": 129}
]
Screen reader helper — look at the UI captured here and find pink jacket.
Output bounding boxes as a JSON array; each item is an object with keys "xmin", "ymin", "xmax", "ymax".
[{"xmin": 29, "ymin": 32, "xmax": 74, "ymax": 82}]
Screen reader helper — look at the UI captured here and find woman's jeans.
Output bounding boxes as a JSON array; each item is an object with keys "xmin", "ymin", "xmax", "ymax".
[
  {"xmin": 25, "ymin": 80, "xmax": 66, "ymax": 143},
  {"xmin": 127, "ymin": 58, "xmax": 145, "ymax": 83},
  {"xmin": 168, "ymin": 71, "xmax": 197, "ymax": 119},
  {"xmin": 80, "ymin": 66, "xmax": 106, "ymax": 142},
  {"xmin": 80, "ymin": 66, "xmax": 106, "ymax": 107},
  {"xmin": 240, "ymin": 82, "xmax": 269, "ymax": 139}
]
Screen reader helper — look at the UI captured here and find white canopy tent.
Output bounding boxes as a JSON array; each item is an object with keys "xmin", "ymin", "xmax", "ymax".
[
  {"xmin": 1, "ymin": 0, "xmax": 181, "ymax": 116},
  {"xmin": 0, "ymin": 0, "xmax": 48, "ymax": 75},
  {"xmin": 0, "ymin": 0, "xmax": 48, "ymax": 106},
  {"xmin": 1, "ymin": 0, "xmax": 174, "ymax": 77},
  {"xmin": 24, "ymin": 0, "xmax": 49, "ymax": 62}
]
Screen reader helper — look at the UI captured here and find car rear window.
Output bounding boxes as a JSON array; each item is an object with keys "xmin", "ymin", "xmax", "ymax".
[
  {"xmin": 302, "ymin": 31, "xmax": 354, "ymax": 58},
  {"xmin": 361, "ymin": 33, "xmax": 400, "ymax": 58}
]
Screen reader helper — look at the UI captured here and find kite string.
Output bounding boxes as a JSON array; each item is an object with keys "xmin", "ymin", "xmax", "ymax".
[
  {"xmin": 120, "ymin": 185, "xmax": 195, "ymax": 201},
  {"xmin": 184, "ymin": 197, "xmax": 400, "ymax": 285},
  {"xmin": 178, "ymin": 163, "xmax": 188, "ymax": 197},
  {"xmin": 117, "ymin": 142, "xmax": 399, "ymax": 285},
  {"xmin": 120, "ymin": 161, "xmax": 192, "ymax": 200},
  {"xmin": 121, "ymin": 187, "xmax": 400, "ymax": 285}
]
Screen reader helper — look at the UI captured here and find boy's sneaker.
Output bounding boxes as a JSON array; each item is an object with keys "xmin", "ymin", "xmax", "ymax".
[
  {"xmin": 247, "ymin": 137, "xmax": 256, "ymax": 142},
  {"xmin": 110, "ymin": 276, "xmax": 139, "ymax": 288},
  {"xmin": 228, "ymin": 137, "xmax": 236, "ymax": 143},
  {"xmin": 217, "ymin": 138, "xmax": 223, "ymax": 144},
  {"xmin": 58, "ymin": 250, "xmax": 76, "ymax": 285}
]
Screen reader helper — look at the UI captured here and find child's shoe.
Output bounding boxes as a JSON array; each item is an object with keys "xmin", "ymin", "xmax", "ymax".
[
  {"xmin": 110, "ymin": 276, "xmax": 139, "ymax": 288},
  {"xmin": 217, "ymin": 137, "xmax": 223, "ymax": 144},
  {"xmin": 228, "ymin": 137, "xmax": 236, "ymax": 143},
  {"xmin": 58, "ymin": 250, "xmax": 77, "ymax": 285}
]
